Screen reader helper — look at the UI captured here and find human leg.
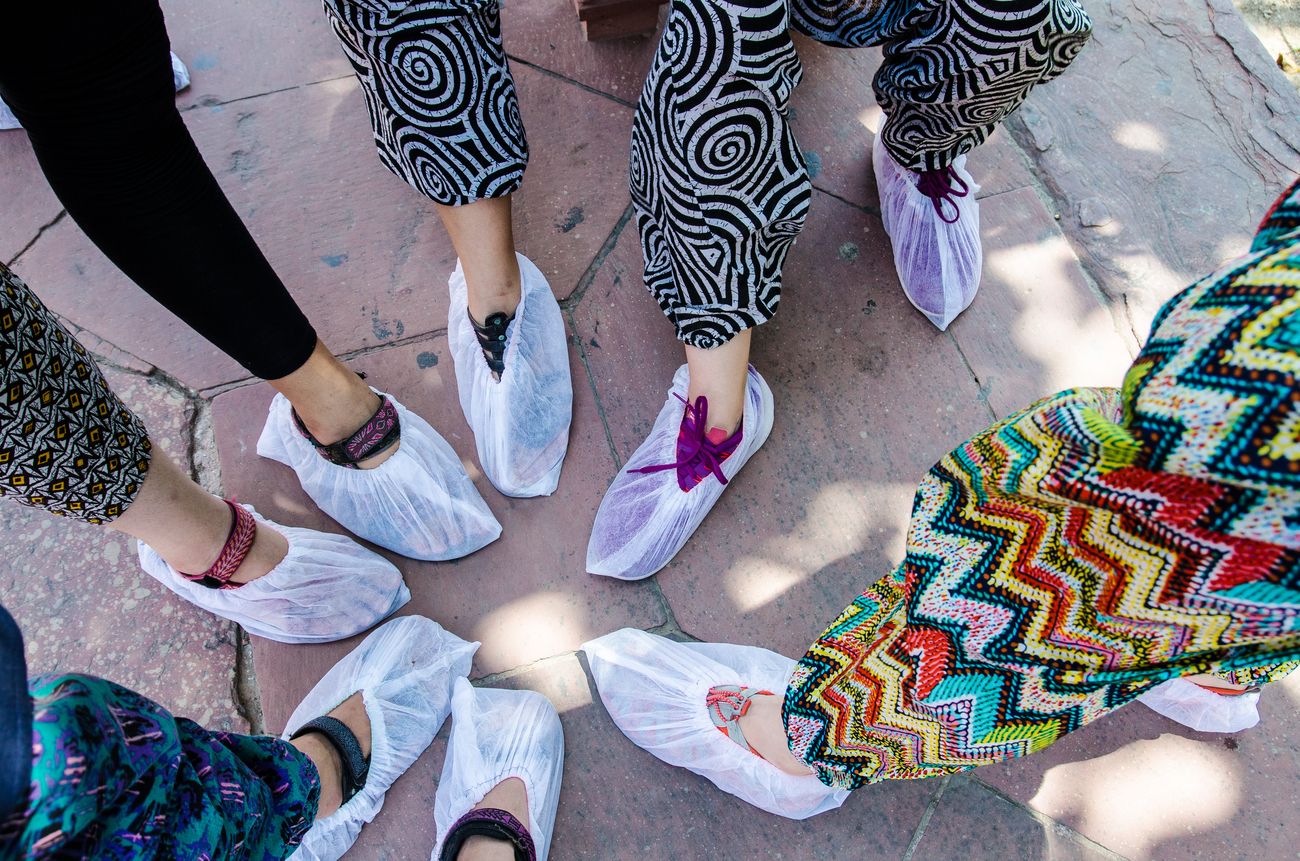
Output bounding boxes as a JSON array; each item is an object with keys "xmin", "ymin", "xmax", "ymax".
[
  {"xmin": 587, "ymin": 0, "xmax": 807, "ymax": 579},
  {"xmin": 325, "ymin": 0, "xmax": 573, "ymax": 499},
  {"xmin": 0, "ymin": 262, "xmax": 409, "ymax": 641},
  {"xmin": 0, "ymin": 673, "xmax": 320, "ymax": 859}
]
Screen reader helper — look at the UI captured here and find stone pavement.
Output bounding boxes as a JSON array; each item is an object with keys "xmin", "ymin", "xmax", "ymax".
[{"xmin": 2, "ymin": 0, "xmax": 1299, "ymax": 858}]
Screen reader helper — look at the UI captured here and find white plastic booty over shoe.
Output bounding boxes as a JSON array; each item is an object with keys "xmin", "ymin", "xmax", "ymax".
[
  {"xmin": 448, "ymin": 253, "xmax": 573, "ymax": 498},
  {"xmin": 586, "ymin": 364, "xmax": 774, "ymax": 581},
  {"xmin": 432, "ymin": 678, "xmax": 565, "ymax": 861},
  {"xmin": 1137, "ymin": 677, "xmax": 1262, "ymax": 733},
  {"xmin": 137, "ymin": 505, "xmax": 409, "ymax": 644},
  {"xmin": 582, "ymin": 628, "xmax": 849, "ymax": 820},
  {"xmin": 287, "ymin": 615, "xmax": 479, "ymax": 861},
  {"xmin": 873, "ymin": 132, "xmax": 982, "ymax": 331},
  {"xmin": 257, "ymin": 389, "xmax": 501, "ymax": 561}
]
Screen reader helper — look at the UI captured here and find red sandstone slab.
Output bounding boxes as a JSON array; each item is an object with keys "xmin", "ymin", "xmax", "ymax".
[
  {"xmin": 571, "ymin": 191, "xmax": 994, "ymax": 658},
  {"xmin": 914, "ymin": 777, "xmax": 1115, "ymax": 861},
  {"xmin": 0, "ymin": 131, "xmax": 63, "ymax": 265},
  {"xmin": 0, "ymin": 366, "xmax": 244, "ymax": 732},
  {"xmin": 975, "ymin": 682, "xmax": 1300, "ymax": 861},
  {"xmin": 948, "ymin": 187, "xmax": 1138, "ymax": 420},
  {"xmin": 1002, "ymin": 0, "xmax": 1300, "ymax": 337},
  {"xmin": 501, "ymin": 0, "xmax": 661, "ymax": 106},
  {"xmin": 161, "ymin": 0, "xmax": 351, "ymax": 110},
  {"xmin": 209, "ymin": 332, "xmax": 665, "ymax": 730},
  {"xmin": 346, "ymin": 653, "xmax": 938, "ymax": 860},
  {"xmin": 9, "ymin": 218, "xmax": 249, "ymax": 390},
  {"xmin": 19, "ymin": 65, "xmax": 632, "ymax": 391}
]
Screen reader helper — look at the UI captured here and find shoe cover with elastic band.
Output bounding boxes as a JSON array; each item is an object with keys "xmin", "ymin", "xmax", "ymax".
[
  {"xmin": 582, "ymin": 628, "xmax": 849, "ymax": 820},
  {"xmin": 137, "ymin": 505, "xmax": 410, "ymax": 644},
  {"xmin": 1137, "ymin": 677, "xmax": 1262, "ymax": 733},
  {"xmin": 257, "ymin": 388, "xmax": 501, "ymax": 561},
  {"xmin": 448, "ymin": 253, "xmax": 573, "ymax": 498},
  {"xmin": 432, "ymin": 678, "xmax": 565, "ymax": 861},
  {"xmin": 873, "ymin": 132, "xmax": 981, "ymax": 331},
  {"xmin": 286, "ymin": 615, "xmax": 479, "ymax": 861},
  {"xmin": 586, "ymin": 364, "xmax": 774, "ymax": 581}
]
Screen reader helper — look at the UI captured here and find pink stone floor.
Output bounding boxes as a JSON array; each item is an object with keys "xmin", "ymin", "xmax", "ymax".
[{"xmin": 3, "ymin": 0, "xmax": 1299, "ymax": 858}]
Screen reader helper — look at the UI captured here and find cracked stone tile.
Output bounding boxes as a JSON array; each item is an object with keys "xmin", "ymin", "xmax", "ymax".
[{"xmin": 0, "ymin": 365, "xmax": 244, "ymax": 733}]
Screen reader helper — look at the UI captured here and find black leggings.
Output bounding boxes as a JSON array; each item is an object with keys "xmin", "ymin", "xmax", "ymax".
[{"xmin": 0, "ymin": 0, "xmax": 317, "ymax": 380}]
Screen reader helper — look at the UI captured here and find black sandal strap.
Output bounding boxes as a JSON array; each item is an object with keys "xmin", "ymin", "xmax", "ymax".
[
  {"xmin": 469, "ymin": 310, "xmax": 513, "ymax": 377},
  {"xmin": 291, "ymin": 394, "xmax": 400, "ymax": 470},
  {"xmin": 439, "ymin": 807, "xmax": 536, "ymax": 861},
  {"xmin": 290, "ymin": 715, "xmax": 370, "ymax": 803}
]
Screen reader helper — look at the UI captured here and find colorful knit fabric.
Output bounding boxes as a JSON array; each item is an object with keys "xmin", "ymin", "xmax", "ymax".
[
  {"xmin": 0, "ymin": 674, "xmax": 319, "ymax": 860},
  {"xmin": 783, "ymin": 178, "xmax": 1300, "ymax": 790}
]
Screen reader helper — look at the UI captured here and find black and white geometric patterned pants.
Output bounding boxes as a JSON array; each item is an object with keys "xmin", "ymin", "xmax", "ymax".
[
  {"xmin": 0, "ymin": 264, "xmax": 151, "ymax": 525},
  {"xmin": 326, "ymin": 0, "xmax": 1091, "ymax": 347}
]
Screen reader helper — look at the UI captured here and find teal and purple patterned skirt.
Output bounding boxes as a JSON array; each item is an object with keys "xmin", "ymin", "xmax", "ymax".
[{"xmin": 0, "ymin": 674, "xmax": 319, "ymax": 860}]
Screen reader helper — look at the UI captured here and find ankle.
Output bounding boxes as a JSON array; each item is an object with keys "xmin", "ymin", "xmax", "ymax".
[{"xmin": 467, "ymin": 283, "xmax": 521, "ymax": 324}]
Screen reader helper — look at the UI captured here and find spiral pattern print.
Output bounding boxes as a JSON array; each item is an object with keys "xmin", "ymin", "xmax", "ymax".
[
  {"xmin": 325, "ymin": 0, "xmax": 527, "ymax": 205},
  {"xmin": 634, "ymin": 0, "xmax": 812, "ymax": 349},
  {"xmin": 638, "ymin": 0, "xmax": 1090, "ymax": 345},
  {"xmin": 793, "ymin": 0, "xmax": 1092, "ymax": 171}
]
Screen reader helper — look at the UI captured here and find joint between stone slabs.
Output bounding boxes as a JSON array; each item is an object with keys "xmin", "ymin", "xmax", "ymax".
[
  {"xmin": 969, "ymin": 775, "xmax": 1133, "ymax": 861},
  {"xmin": 177, "ymin": 74, "xmax": 355, "ymax": 115},
  {"xmin": 560, "ymin": 201, "xmax": 637, "ymax": 311},
  {"xmin": 503, "ymin": 54, "xmax": 637, "ymax": 110},
  {"xmin": 233, "ymin": 625, "xmax": 265, "ymax": 735},
  {"xmin": 6, "ymin": 210, "xmax": 68, "ymax": 270},
  {"xmin": 943, "ymin": 330, "xmax": 998, "ymax": 424},
  {"xmin": 812, "ymin": 184, "xmax": 882, "ymax": 216},
  {"xmin": 899, "ymin": 774, "xmax": 951, "ymax": 861},
  {"xmin": 471, "ymin": 649, "xmax": 581, "ymax": 687}
]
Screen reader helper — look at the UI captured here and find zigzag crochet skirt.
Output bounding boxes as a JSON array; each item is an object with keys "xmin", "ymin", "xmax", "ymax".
[{"xmin": 783, "ymin": 179, "xmax": 1300, "ymax": 789}]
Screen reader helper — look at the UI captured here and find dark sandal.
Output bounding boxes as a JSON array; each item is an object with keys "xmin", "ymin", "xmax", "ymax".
[
  {"xmin": 179, "ymin": 500, "xmax": 257, "ymax": 590},
  {"xmin": 469, "ymin": 309, "xmax": 514, "ymax": 378},
  {"xmin": 290, "ymin": 714, "xmax": 370, "ymax": 804},
  {"xmin": 292, "ymin": 394, "xmax": 400, "ymax": 469},
  {"xmin": 440, "ymin": 807, "xmax": 536, "ymax": 861}
]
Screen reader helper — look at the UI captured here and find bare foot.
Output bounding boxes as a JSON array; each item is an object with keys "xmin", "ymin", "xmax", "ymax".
[
  {"xmin": 457, "ymin": 777, "xmax": 529, "ymax": 861},
  {"xmin": 290, "ymin": 692, "xmax": 372, "ymax": 819},
  {"xmin": 738, "ymin": 693, "xmax": 817, "ymax": 777}
]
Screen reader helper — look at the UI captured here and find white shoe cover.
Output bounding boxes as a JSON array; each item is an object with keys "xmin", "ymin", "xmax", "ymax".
[
  {"xmin": 448, "ymin": 254, "xmax": 573, "ymax": 498},
  {"xmin": 137, "ymin": 505, "xmax": 409, "ymax": 644},
  {"xmin": 287, "ymin": 615, "xmax": 479, "ymax": 861},
  {"xmin": 586, "ymin": 364, "xmax": 774, "ymax": 580},
  {"xmin": 582, "ymin": 628, "xmax": 849, "ymax": 820},
  {"xmin": 1137, "ymin": 678, "xmax": 1261, "ymax": 733},
  {"xmin": 432, "ymin": 679, "xmax": 565, "ymax": 861},
  {"xmin": 257, "ymin": 389, "xmax": 501, "ymax": 561},
  {"xmin": 873, "ymin": 132, "xmax": 982, "ymax": 331}
]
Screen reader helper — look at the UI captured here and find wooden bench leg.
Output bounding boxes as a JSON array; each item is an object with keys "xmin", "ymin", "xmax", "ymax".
[{"xmin": 573, "ymin": 0, "xmax": 665, "ymax": 40}]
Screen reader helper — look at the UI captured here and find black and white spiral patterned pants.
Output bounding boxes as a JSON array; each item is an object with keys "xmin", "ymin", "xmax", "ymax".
[
  {"xmin": 326, "ymin": 0, "xmax": 1090, "ymax": 347},
  {"xmin": 324, "ymin": 0, "xmax": 528, "ymax": 206}
]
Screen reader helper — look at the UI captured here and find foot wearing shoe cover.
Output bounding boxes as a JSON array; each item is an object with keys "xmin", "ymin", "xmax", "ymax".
[
  {"xmin": 138, "ymin": 504, "xmax": 410, "ymax": 644},
  {"xmin": 449, "ymin": 254, "xmax": 573, "ymax": 498},
  {"xmin": 433, "ymin": 678, "xmax": 564, "ymax": 861},
  {"xmin": 1137, "ymin": 676, "xmax": 1262, "ymax": 733},
  {"xmin": 873, "ymin": 130, "xmax": 982, "ymax": 331},
  {"xmin": 286, "ymin": 615, "xmax": 479, "ymax": 861},
  {"xmin": 257, "ymin": 388, "xmax": 501, "ymax": 561},
  {"xmin": 585, "ymin": 364, "xmax": 773, "ymax": 581},
  {"xmin": 582, "ymin": 628, "xmax": 848, "ymax": 819}
]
